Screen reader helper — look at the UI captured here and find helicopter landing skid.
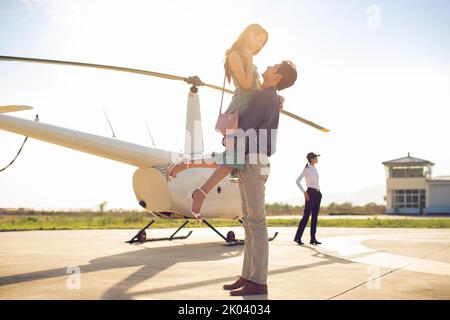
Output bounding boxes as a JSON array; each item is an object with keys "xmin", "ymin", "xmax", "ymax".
[
  {"xmin": 126, "ymin": 219, "xmax": 193, "ymax": 244},
  {"xmin": 202, "ymin": 219, "xmax": 279, "ymax": 247}
]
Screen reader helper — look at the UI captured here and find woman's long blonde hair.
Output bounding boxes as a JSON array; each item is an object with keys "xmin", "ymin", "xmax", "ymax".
[{"xmin": 224, "ymin": 24, "xmax": 268, "ymax": 82}]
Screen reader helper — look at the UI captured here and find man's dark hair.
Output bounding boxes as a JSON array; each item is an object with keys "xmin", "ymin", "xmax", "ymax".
[{"xmin": 276, "ymin": 61, "xmax": 297, "ymax": 91}]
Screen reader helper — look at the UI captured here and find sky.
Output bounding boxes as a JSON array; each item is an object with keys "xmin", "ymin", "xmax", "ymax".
[{"xmin": 0, "ymin": 0, "xmax": 449, "ymax": 210}]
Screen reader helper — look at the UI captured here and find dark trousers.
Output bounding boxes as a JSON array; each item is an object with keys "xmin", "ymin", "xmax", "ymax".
[{"xmin": 294, "ymin": 188, "xmax": 322, "ymax": 241}]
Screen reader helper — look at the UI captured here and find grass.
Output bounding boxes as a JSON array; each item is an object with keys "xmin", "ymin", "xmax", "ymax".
[{"xmin": 0, "ymin": 214, "xmax": 449, "ymax": 231}]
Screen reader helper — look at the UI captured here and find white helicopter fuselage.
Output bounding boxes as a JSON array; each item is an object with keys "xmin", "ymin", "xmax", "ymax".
[{"xmin": 134, "ymin": 166, "xmax": 242, "ymax": 220}]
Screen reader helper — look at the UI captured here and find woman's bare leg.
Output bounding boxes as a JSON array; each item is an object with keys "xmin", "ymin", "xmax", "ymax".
[
  {"xmin": 170, "ymin": 157, "xmax": 235, "ymax": 214},
  {"xmin": 169, "ymin": 160, "xmax": 217, "ymax": 179},
  {"xmin": 191, "ymin": 166, "xmax": 234, "ymax": 213}
]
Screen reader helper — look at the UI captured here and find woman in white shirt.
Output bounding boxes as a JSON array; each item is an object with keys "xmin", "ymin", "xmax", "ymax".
[{"xmin": 294, "ymin": 152, "xmax": 322, "ymax": 245}]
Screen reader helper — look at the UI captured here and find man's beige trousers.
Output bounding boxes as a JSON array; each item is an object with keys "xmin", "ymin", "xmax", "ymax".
[{"xmin": 237, "ymin": 153, "xmax": 270, "ymax": 285}]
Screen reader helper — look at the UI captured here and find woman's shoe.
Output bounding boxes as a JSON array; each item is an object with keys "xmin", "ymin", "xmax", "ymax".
[{"xmin": 185, "ymin": 188, "xmax": 207, "ymax": 221}]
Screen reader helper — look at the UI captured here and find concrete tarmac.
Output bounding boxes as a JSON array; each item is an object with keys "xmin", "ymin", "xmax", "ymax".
[{"xmin": 0, "ymin": 227, "xmax": 449, "ymax": 299}]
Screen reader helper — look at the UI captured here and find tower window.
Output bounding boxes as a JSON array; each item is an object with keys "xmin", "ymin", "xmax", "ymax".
[
  {"xmin": 389, "ymin": 167, "xmax": 427, "ymax": 178},
  {"xmin": 392, "ymin": 189, "xmax": 425, "ymax": 208}
]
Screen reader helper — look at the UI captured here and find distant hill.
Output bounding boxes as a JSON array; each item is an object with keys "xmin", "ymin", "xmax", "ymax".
[{"xmin": 283, "ymin": 184, "xmax": 385, "ymax": 206}]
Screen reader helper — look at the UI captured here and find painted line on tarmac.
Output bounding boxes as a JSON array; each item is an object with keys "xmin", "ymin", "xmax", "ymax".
[
  {"xmin": 325, "ymin": 244, "xmax": 449, "ymax": 300},
  {"xmin": 315, "ymin": 233, "xmax": 450, "ymax": 276},
  {"xmin": 308, "ymin": 232, "xmax": 450, "ymax": 299}
]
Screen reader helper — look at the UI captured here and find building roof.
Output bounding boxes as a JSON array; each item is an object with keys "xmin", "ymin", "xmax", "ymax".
[
  {"xmin": 382, "ymin": 153, "xmax": 434, "ymax": 166},
  {"xmin": 429, "ymin": 176, "xmax": 450, "ymax": 182}
]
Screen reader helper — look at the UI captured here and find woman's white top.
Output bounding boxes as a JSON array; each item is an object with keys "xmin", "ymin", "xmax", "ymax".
[{"xmin": 296, "ymin": 163, "xmax": 320, "ymax": 193}]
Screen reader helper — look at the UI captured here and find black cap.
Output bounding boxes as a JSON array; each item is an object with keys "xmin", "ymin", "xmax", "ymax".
[{"xmin": 307, "ymin": 152, "xmax": 320, "ymax": 161}]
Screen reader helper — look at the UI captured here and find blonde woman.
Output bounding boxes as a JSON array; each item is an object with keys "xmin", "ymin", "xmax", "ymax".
[{"xmin": 169, "ymin": 24, "xmax": 269, "ymax": 219}]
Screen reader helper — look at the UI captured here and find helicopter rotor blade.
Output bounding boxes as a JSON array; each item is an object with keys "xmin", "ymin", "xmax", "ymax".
[
  {"xmin": 0, "ymin": 105, "xmax": 33, "ymax": 113},
  {"xmin": 204, "ymin": 83, "xmax": 234, "ymax": 94},
  {"xmin": 0, "ymin": 55, "xmax": 230, "ymax": 93},
  {"xmin": 280, "ymin": 109, "xmax": 330, "ymax": 132},
  {"xmin": 0, "ymin": 56, "xmax": 329, "ymax": 132}
]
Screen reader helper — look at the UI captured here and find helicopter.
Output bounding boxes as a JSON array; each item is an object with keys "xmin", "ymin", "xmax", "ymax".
[{"xmin": 0, "ymin": 55, "xmax": 329, "ymax": 246}]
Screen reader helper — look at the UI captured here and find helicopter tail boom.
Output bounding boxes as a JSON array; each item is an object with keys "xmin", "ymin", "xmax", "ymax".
[{"xmin": 0, "ymin": 113, "xmax": 173, "ymax": 168}]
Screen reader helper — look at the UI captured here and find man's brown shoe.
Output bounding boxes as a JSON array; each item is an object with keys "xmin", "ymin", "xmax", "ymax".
[
  {"xmin": 229, "ymin": 280, "xmax": 268, "ymax": 296},
  {"xmin": 223, "ymin": 277, "xmax": 248, "ymax": 290}
]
